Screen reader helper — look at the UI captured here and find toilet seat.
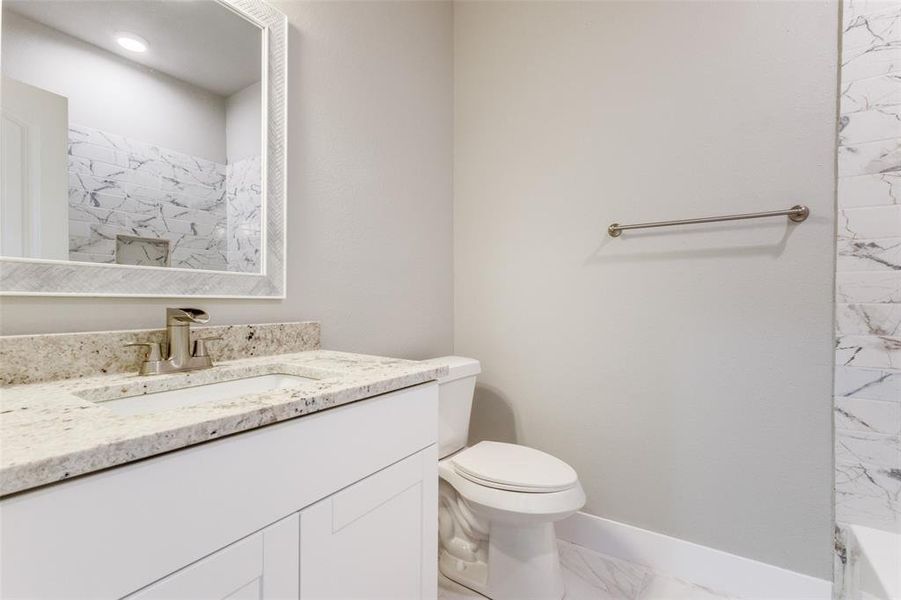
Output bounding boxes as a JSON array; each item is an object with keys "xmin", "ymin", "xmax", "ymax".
[
  {"xmin": 438, "ymin": 442, "xmax": 585, "ymax": 523},
  {"xmin": 451, "ymin": 441, "xmax": 578, "ymax": 493}
]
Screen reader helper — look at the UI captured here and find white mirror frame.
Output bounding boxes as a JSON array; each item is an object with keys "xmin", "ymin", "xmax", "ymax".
[{"xmin": 0, "ymin": 0, "xmax": 287, "ymax": 298}]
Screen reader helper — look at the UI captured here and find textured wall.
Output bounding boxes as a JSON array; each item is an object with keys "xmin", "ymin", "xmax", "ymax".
[
  {"xmin": 0, "ymin": 1, "xmax": 455, "ymax": 363},
  {"xmin": 833, "ymin": 0, "xmax": 901, "ymax": 534},
  {"xmin": 454, "ymin": 0, "xmax": 838, "ymax": 578}
]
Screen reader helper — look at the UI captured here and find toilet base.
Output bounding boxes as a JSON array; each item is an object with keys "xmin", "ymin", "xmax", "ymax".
[
  {"xmin": 439, "ymin": 522, "xmax": 565, "ymax": 600},
  {"xmin": 437, "ymin": 448, "xmax": 585, "ymax": 600}
]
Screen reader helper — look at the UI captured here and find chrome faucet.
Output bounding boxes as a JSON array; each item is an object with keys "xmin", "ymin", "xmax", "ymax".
[
  {"xmin": 166, "ymin": 308, "xmax": 209, "ymax": 368},
  {"xmin": 126, "ymin": 308, "xmax": 221, "ymax": 375}
]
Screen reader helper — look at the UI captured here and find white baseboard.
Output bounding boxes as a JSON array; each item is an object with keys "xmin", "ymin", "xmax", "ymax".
[{"xmin": 555, "ymin": 512, "xmax": 832, "ymax": 600}]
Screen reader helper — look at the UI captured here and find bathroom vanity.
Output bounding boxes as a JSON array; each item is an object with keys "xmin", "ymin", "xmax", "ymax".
[
  {"xmin": 0, "ymin": 324, "xmax": 445, "ymax": 599},
  {"xmin": 0, "ymin": 0, "xmax": 441, "ymax": 596}
]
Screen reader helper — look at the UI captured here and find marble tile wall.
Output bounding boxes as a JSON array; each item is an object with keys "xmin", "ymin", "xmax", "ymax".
[
  {"xmin": 226, "ymin": 155, "xmax": 263, "ymax": 272},
  {"xmin": 833, "ymin": 0, "xmax": 901, "ymax": 536},
  {"xmin": 67, "ymin": 124, "xmax": 262, "ymax": 272},
  {"xmin": 68, "ymin": 124, "xmax": 229, "ymax": 271}
]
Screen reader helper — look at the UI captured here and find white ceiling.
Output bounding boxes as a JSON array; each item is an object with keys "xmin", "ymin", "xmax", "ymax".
[{"xmin": 5, "ymin": 0, "xmax": 262, "ymax": 97}]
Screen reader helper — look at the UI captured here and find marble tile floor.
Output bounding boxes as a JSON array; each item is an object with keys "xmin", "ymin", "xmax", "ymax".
[{"xmin": 438, "ymin": 540, "xmax": 738, "ymax": 600}]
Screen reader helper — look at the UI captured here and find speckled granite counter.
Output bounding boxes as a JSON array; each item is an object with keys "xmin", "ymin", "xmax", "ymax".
[{"xmin": 0, "ymin": 351, "xmax": 447, "ymax": 497}]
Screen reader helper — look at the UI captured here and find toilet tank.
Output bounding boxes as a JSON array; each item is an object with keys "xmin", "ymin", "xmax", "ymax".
[{"xmin": 424, "ymin": 356, "xmax": 481, "ymax": 459}]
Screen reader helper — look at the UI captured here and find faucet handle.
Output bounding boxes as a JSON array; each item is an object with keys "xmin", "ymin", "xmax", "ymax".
[
  {"xmin": 167, "ymin": 308, "xmax": 210, "ymax": 325},
  {"xmin": 124, "ymin": 342, "xmax": 162, "ymax": 362},
  {"xmin": 193, "ymin": 336, "xmax": 222, "ymax": 359}
]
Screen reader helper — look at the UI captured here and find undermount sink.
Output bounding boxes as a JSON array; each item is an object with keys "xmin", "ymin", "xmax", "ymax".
[{"xmin": 98, "ymin": 374, "xmax": 313, "ymax": 416}]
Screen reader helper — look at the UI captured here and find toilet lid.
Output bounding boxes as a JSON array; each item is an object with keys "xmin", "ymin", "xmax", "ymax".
[{"xmin": 451, "ymin": 441, "xmax": 578, "ymax": 493}]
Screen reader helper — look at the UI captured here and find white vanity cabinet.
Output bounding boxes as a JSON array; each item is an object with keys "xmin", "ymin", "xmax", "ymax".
[
  {"xmin": 127, "ymin": 514, "xmax": 300, "ymax": 600},
  {"xmin": 0, "ymin": 383, "xmax": 438, "ymax": 600},
  {"xmin": 299, "ymin": 449, "xmax": 437, "ymax": 599}
]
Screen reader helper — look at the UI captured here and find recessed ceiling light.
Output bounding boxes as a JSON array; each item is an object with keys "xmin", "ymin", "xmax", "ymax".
[{"xmin": 115, "ymin": 32, "xmax": 148, "ymax": 53}]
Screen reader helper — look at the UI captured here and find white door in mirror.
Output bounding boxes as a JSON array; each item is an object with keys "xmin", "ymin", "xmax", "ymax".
[{"xmin": 1, "ymin": 77, "xmax": 68, "ymax": 260}]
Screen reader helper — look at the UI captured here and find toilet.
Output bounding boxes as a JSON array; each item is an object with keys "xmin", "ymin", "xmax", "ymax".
[{"xmin": 428, "ymin": 356, "xmax": 585, "ymax": 600}]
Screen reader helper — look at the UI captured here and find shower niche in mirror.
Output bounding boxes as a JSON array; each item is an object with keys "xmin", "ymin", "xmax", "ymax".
[{"xmin": 0, "ymin": 0, "xmax": 287, "ymax": 297}]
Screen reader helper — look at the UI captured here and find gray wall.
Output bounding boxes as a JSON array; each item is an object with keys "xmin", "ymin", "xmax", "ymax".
[
  {"xmin": 454, "ymin": 0, "xmax": 838, "ymax": 578},
  {"xmin": 0, "ymin": 0, "xmax": 454, "ymax": 360},
  {"xmin": 2, "ymin": 10, "xmax": 227, "ymax": 162},
  {"xmin": 226, "ymin": 81, "xmax": 262, "ymax": 163}
]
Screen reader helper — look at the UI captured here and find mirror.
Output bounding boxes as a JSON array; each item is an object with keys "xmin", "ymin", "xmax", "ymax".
[{"xmin": 1, "ymin": 0, "xmax": 264, "ymax": 274}]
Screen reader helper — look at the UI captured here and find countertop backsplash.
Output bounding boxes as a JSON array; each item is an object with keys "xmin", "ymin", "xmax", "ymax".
[{"xmin": 0, "ymin": 321, "xmax": 320, "ymax": 386}]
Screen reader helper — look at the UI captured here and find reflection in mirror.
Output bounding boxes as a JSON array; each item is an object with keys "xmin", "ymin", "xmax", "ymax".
[{"xmin": 1, "ymin": 0, "xmax": 264, "ymax": 273}]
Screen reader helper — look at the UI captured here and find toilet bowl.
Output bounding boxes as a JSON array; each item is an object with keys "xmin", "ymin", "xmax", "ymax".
[{"xmin": 426, "ymin": 357, "xmax": 585, "ymax": 600}]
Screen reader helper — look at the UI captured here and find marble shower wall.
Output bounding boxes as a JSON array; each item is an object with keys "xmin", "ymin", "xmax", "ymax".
[
  {"xmin": 226, "ymin": 155, "xmax": 263, "ymax": 272},
  {"xmin": 67, "ymin": 124, "xmax": 261, "ymax": 272},
  {"xmin": 833, "ymin": 0, "xmax": 901, "ymax": 534},
  {"xmin": 68, "ymin": 124, "xmax": 229, "ymax": 270}
]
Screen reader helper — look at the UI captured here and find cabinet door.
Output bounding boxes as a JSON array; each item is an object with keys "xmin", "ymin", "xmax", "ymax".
[
  {"xmin": 299, "ymin": 446, "xmax": 438, "ymax": 600},
  {"xmin": 127, "ymin": 514, "xmax": 299, "ymax": 600}
]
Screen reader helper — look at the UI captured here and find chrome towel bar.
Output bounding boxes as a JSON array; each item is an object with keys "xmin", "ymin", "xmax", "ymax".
[{"xmin": 607, "ymin": 205, "xmax": 809, "ymax": 237}]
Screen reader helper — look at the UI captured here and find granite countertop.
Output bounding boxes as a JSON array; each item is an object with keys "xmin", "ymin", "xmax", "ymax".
[{"xmin": 0, "ymin": 351, "xmax": 447, "ymax": 497}]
